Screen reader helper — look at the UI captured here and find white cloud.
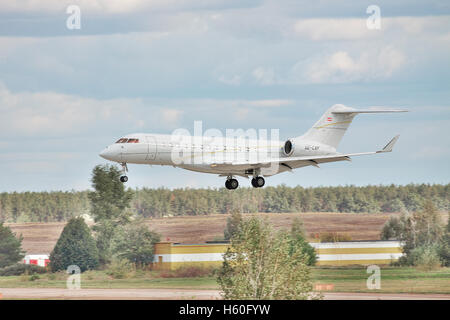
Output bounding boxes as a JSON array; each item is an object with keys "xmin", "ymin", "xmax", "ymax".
[
  {"xmin": 293, "ymin": 18, "xmax": 375, "ymax": 41},
  {"xmin": 295, "ymin": 47, "xmax": 406, "ymax": 84},
  {"xmin": 247, "ymin": 99, "xmax": 293, "ymax": 107},
  {"xmin": 252, "ymin": 66, "xmax": 276, "ymax": 85},
  {"xmin": 0, "ymin": 83, "xmax": 183, "ymax": 137},
  {"xmin": 218, "ymin": 74, "xmax": 241, "ymax": 86},
  {"xmin": 292, "ymin": 16, "xmax": 450, "ymax": 41},
  {"xmin": 160, "ymin": 108, "xmax": 183, "ymax": 127},
  {"xmin": 234, "ymin": 108, "xmax": 250, "ymax": 121},
  {"xmin": 0, "ymin": 0, "xmax": 260, "ymax": 14}
]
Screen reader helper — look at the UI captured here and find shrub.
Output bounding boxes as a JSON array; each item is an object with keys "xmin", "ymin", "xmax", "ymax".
[
  {"xmin": 381, "ymin": 216, "xmax": 404, "ymax": 240},
  {"xmin": 105, "ymin": 259, "xmax": 135, "ymax": 279},
  {"xmin": 158, "ymin": 265, "xmax": 216, "ymax": 278},
  {"xmin": 319, "ymin": 232, "xmax": 352, "ymax": 242},
  {"xmin": 0, "ymin": 263, "xmax": 47, "ymax": 276},
  {"xmin": 29, "ymin": 274, "xmax": 40, "ymax": 281},
  {"xmin": 48, "ymin": 273, "xmax": 57, "ymax": 280},
  {"xmin": 409, "ymin": 245, "xmax": 442, "ymax": 271}
]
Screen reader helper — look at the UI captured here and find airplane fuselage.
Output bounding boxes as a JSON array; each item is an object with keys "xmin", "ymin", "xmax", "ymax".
[{"xmin": 100, "ymin": 133, "xmax": 335, "ymax": 177}]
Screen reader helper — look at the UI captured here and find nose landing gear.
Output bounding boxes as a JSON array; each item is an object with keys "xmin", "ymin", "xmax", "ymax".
[{"xmin": 120, "ymin": 162, "xmax": 128, "ymax": 183}]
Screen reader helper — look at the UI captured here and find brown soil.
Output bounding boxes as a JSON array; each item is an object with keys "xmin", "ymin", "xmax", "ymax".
[{"xmin": 7, "ymin": 212, "xmax": 399, "ymax": 255}]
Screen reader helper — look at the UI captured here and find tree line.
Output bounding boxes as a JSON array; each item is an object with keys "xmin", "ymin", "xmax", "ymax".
[{"xmin": 0, "ymin": 183, "xmax": 448, "ymax": 223}]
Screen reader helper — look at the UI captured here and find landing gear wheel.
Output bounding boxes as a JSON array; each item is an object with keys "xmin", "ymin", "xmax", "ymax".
[
  {"xmin": 256, "ymin": 176, "xmax": 265, "ymax": 188},
  {"xmin": 120, "ymin": 176, "xmax": 128, "ymax": 183},
  {"xmin": 225, "ymin": 178, "xmax": 239, "ymax": 190},
  {"xmin": 252, "ymin": 176, "xmax": 265, "ymax": 188}
]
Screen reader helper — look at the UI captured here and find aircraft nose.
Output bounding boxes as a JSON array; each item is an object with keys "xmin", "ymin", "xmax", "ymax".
[{"xmin": 99, "ymin": 147, "xmax": 113, "ymax": 160}]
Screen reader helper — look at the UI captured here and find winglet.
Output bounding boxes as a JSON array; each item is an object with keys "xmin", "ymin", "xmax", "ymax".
[{"xmin": 378, "ymin": 135, "xmax": 400, "ymax": 153}]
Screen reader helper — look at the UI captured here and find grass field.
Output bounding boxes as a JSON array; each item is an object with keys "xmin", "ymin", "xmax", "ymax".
[
  {"xmin": 8, "ymin": 212, "xmax": 400, "ymax": 254},
  {"xmin": 1, "ymin": 267, "xmax": 448, "ymax": 294}
]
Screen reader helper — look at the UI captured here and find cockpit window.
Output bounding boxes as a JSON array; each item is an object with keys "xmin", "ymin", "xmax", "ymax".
[
  {"xmin": 127, "ymin": 138, "xmax": 139, "ymax": 143},
  {"xmin": 115, "ymin": 138, "xmax": 128, "ymax": 143}
]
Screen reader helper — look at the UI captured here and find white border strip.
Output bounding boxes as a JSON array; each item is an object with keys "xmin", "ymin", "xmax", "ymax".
[
  {"xmin": 310, "ymin": 241, "xmax": 403, "ymax": 249},
  {"xmin": 318, "ymin": 253, "xmax": 403, "ymax": 261}
]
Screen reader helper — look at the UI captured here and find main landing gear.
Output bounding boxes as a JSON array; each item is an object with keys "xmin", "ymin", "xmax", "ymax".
[
  {"xmin": 120, "ymin": 162, "xmax": 128, "ymax": 183},
  {"xmin": 225, "ymin": 175, "xmax": 265, "ymax": 190},
  {"xmin": 225, "ymin": 177, "xmax": 239, "ymax": 190},
  {"xmin": 251, "ymin": 176, "xmax": 265, "ymax": 188}
]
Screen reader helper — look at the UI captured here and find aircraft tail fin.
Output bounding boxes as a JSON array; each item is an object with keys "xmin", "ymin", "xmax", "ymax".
[{"xmin": 299, "ymin": 104, "xmax": 407, "ymax": 149}]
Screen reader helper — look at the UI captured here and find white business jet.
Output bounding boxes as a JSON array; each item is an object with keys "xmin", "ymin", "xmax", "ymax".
[{"xmin": 99, "ymin": 104, "xmax": 406, "ymax": 189}]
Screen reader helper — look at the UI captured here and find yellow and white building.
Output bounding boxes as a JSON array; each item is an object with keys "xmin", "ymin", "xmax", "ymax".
[{"xmin": 153, "ymin": 241, "xmax": 403, "ymax": 270}]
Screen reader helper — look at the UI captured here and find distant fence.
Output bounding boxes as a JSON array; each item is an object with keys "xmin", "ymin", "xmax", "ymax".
[{"xmin": 153, "ymin": 241, "xmax": 403, "ymax": 270}]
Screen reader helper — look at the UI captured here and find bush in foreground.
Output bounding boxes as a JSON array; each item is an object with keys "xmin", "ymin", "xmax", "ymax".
[
  {"xmin": 217, "ymin": 217, "xmax": 320, "ymax": 300},
  {"xmin": 158, "ymin": 265, "xmax": 216, "ymax": 278},
  {"xmin": 0, "ymin": 263, "xmax": 47, "ymax": 276},
  {"xmin": 406, "ymin": 245, "xmax": 442, "ymax": 270},
  {"xmin": 105, "ymin": 259, "xmax": 135, "ymax": 279},
  {"xmin": 317, "ymin": 232, "xmax": 352, "ymax": 243}
]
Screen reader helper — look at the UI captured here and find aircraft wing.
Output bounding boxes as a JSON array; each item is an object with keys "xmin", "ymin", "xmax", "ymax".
[{"xmin": 210, "ymin": 135, "xmax": 400, "ymax": 171}]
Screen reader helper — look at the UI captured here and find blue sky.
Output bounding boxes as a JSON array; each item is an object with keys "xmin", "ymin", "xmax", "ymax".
[{"xmin": 0, "ymin": 0, "xmax": 449, "ymax": 192}]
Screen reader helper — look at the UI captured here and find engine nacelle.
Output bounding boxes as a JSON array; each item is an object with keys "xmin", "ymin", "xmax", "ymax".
[
  {"xmin": 283, "ymin": 139, "xmax": 294, "ymax": 156},
  {"xmin": 282, "ymin": 138, "xmax": 336, "ymax": 157}
]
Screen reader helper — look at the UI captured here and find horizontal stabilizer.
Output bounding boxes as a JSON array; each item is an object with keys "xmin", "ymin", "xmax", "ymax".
[{"xmin": 332, "ymin": 107, "xmax": 408, "ymax": 114}]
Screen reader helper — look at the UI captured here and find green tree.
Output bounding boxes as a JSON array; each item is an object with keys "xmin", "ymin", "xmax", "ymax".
[
  {"xmin": 88, "ymin": 164, "xmax": 134, "ymax": 265},
  {"xmin": 0, "ymin": 222, "xmax": 25, "ymax": 268},
  {"xmin": 217, "ymin": 217, "xmax": 319, "ymax": 300},
  {"xmin": 438, "ymin": 217, "xmax": 450, "ymax": 266},
  {"xmin": 111, "ymin": 219, "xmax": 160, "ymax": 267},
  {"xmin": 380, "ymin": 215, "xmax": 405, "ymax": 240},
  {"xmin": 49, "ymin": 217, "xmax": 99, "ymax": 272},
  {"xmin": 289, "ymin": 217, "xmax": 317, "ymax": 266},
  {"xmin": 224, "ymin": 210, "xmax": 243, "ymax": 240},
  {"xmin": 380, "ymin": 200, "xmax": 445, "ymax": 266}
]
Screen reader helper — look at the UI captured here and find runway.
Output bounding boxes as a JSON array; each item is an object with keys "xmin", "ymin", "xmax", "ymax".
[{"xmin": 1, "ymin": 288, "xmax": 449, "ymax": 300}]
